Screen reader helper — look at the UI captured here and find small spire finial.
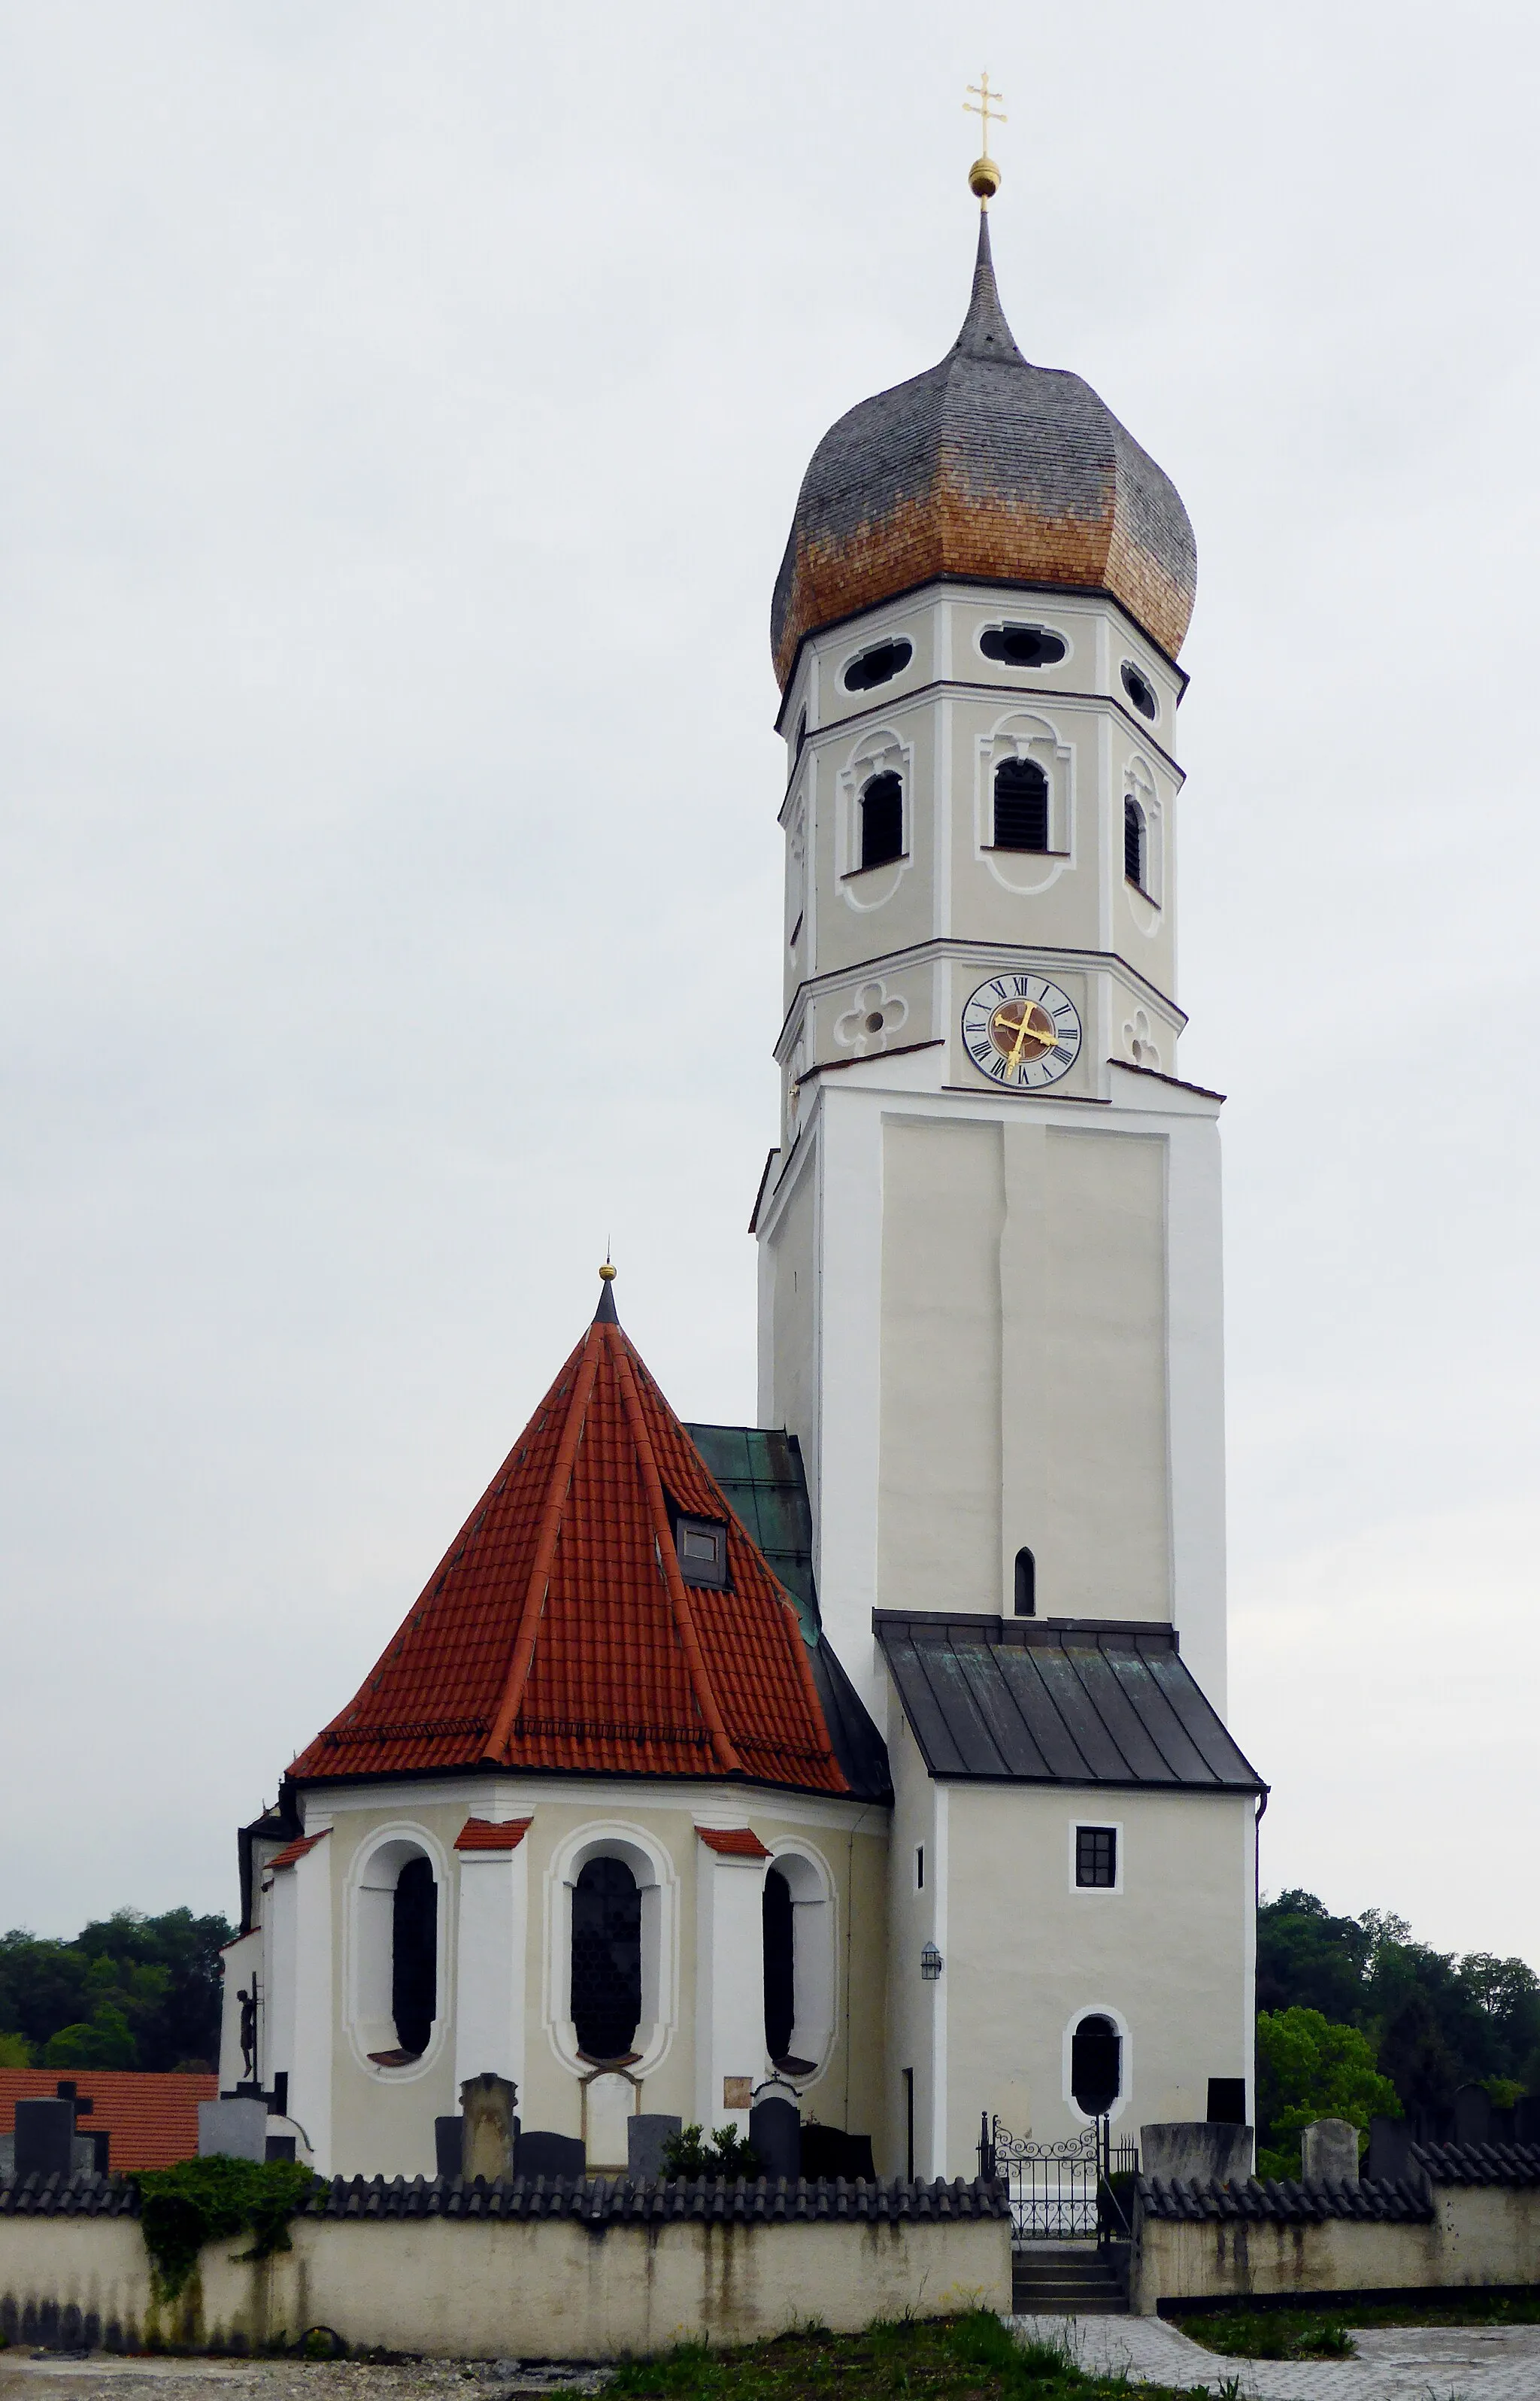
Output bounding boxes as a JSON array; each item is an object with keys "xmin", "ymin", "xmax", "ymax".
[
  {"xmin": 964, "ymin": 70, "xmax": 1005, "ymax": 204},
  {"xmin": 594, "ymin": 1257, "xmax": 619, "ymax": 1324}
]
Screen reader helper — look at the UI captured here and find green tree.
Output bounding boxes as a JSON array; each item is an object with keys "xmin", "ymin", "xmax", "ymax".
[
  {"xmin": 44, "ymin": 2001, "xmax": 138, "ymax": 2069},
  {"xmin": 0, "ymin": 1908, "xmax": 233, "ymax": 2072},
  {"xmin": 1255, "ymin": 2006, "xmax": 1401, "ymax": 2180},
  {"xmin": 0, "ymin": 2031, "xmax": 32, "ymax": 2067}
]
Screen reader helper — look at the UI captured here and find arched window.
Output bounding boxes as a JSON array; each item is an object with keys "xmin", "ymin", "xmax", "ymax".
[
  {"xmin": 762, "ymin": 1853, "xmax": 832, "ymax": 2075},
  {"xmin": 1071, "ymin": 2013, "xmax": 1122, "ymax": 2116},
  {"xmin": 571, "ymin": 1856, "xmax": 642, "ymax": 2062},
  {"xmin": 763, "ymin": 1868, "xmax": 795, "ymax": 2063},
  {"xmin": 993, "ymin": 758, "xmax": 1049, "ymax": 852},
  {"xmin": 859, "ymin": 772, "xmax": 904, "ymax": 870},
  {"xmin": 391, "ymin": 1856, "xmax": 438, "ymax": 2058},
  {"xmin": 1124, "ymin": 797, "xmax": 1145, "ymax": 889},
  {"xmin": 1014, "ymin": 1547, "xmax": 1036, "ymax": 1617}
]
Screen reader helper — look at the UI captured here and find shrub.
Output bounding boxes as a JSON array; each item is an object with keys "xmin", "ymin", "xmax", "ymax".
[
  {"xmin": 132, "ymin": 2156, "xmax": 320, "ymax": 2302},
  {"xmin": 658, "ymin": 2123, "xmax": 763, "ymax": 2179}
]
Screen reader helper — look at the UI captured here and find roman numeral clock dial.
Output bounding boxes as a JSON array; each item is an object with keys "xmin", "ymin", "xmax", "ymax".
[{"xmin": 961, "ymin": 973, "xmax": 1083, "ymax": 1089}]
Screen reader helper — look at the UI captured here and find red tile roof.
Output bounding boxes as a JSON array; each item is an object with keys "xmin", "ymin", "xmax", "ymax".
[
  {"xmin": 697, "ymin": 1827, "xmax": 772, "ymax": 1858},
  {"xmin": 264, "ymin": 1829, "xmax": 329, "ymax": 1873},
  {"xmin": 0, "ymin": 2071, "xmax": 217, "ymax": 2172},
  {"xmin": 454, "ymin": 1817, "xmax": 533, "ymax": 1852},
  {"xmin": 290, "ymin": 1291, "xmax": 847, "ymax": 1797}
]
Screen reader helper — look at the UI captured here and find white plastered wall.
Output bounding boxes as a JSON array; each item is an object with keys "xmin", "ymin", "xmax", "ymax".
[{"xmin": 453, "ymin": 1841, "xmax": 529, "ymax": 2095}]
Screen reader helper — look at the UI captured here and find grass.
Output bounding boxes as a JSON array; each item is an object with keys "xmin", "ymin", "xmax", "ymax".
[
  {"xmin": 1172, "ymin": 2309, "xmax": 1355, "ymax": 2360},
  {"xmin": 608, "ymin": 2310, "xmax": 1205, "ymax": 2399},
  {"xmin": 1175, "ymin": 2288, "xmax": 1540, "ymax": 2356}
]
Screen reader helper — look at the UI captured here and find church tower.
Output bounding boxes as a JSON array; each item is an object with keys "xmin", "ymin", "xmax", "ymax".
[
  {"xmin": 756, "ymin": 199, "xmax": 1223, "ymax": 1717},
  {"xmin": 754, "ymin": 152, "xmax": 1263, "ymax": 2175}
]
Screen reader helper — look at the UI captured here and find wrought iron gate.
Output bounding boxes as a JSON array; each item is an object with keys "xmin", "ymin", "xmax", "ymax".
[{"xmin": 978, "ymin": 2115, "xmax": 1138, "ymax": 2246}]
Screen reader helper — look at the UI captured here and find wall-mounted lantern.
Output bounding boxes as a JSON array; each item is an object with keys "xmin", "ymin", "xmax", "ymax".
[{"xmin": 920, "ymin": 1941, "xmax": 944, "ymax": 1981}]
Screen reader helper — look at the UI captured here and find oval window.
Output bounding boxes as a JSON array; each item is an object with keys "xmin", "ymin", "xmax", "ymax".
[
  {"xmin": 981, "ymin": 624, "xmax": 1066, "ymax": 669},
  {"xmin": 843, "ymin": 638, "xmax": 913, "ymax": 693},
  {"xmin": 1120, "ymin": 661, "xmax": 1158, "ymax": 721}
]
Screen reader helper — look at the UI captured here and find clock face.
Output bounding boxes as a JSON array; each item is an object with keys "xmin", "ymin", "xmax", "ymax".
[{"xmin": 961, "ymin": 973, "xmax": 1083, "ymax": 1089}]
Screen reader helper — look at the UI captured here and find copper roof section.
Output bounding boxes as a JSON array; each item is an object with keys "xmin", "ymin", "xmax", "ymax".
[
  {"xmin": 289, "ymin": 1286, "xmax": 848, "ymax": 1796},
  {"xmin": 771, "ymin": 212, "xmax": 1197, "ymax": 685}
]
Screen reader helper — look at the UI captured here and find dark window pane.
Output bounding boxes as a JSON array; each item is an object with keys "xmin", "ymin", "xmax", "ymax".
[
  {"xmin": 1014, "ymin": 1547, "xmax": 1036, "ymax": 1616},
  {"xmin": 843, "ymin": 638, "xmax": 913, "ymax": 693},
  {"xmin": 981, "ymin": 624, "xmax": 1066, "ymax": 669},
  {"xmin": 571, "ymin": 1856, "xmax": 641, "ymax": 2060},
  {"xmin": 1071, "ymin": 2017, "xmax": 1122, "ymax": 2114},
  {"xmin": 995, "ymin": 759, "xmax": 1049, "ymax": 851},
  {"xmin": 392, "ymin": 1857, "xmax": 437, "ymax": 2057},
  {"xmin": 1076, "ymin": 1826, "xmax": 1116, "ymax": 1887},
  {"xmin": 1124, "ymin": 799, "xmax": 1144, "ymax": 886},
  {"xmin": 1120, "ymin": 660, "xmax": 1157, "ymax": 719},
  {"xmin": 763, "ymin": 1868, "xmax": 795, "ymax": 2062},
  {"xmin": 1207, "ymin": 2078, "xmax": 1247, "ymax": 2125},
  {"xmin": 675, "ymin": 1513, "xmax": 729, "ymax": 1589},
  {"xmin": 860, "ymin": 772, "xmax": 904, "ymax": 870}
]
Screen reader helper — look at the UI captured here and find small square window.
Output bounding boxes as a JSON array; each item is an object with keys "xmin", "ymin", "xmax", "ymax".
[
  {"xmin": 675, "ymin": 1514, "xmax": 729, "ymax": 1589},
  {"xmin": 1075, "ymin": 1826, "xmax": 1117, "ymax": 1889}
]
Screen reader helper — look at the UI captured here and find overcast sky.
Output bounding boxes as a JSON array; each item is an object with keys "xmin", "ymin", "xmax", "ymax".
[{"xmin": 3, "ymin": 2, "xmax": 1538, "ymax": 1974}]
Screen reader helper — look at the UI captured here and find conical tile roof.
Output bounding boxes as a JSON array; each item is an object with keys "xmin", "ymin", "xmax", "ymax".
[{"xmin": 290, "ymin": 1285, "xmax": 848, "ymax": 1795}]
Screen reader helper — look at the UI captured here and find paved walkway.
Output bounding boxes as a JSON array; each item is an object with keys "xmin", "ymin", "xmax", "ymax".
[{"xmin": 1009, "ymin": 2314, "xmax": 1540, "ymax": 2399}]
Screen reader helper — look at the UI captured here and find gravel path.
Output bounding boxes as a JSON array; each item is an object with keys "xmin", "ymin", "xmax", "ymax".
[{"xmin": 0, "ymin": 2364, "xmax": 609, "ymax": 2401}]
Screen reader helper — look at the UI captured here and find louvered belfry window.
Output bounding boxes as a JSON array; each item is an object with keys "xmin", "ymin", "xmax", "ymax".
[
  {"xmin": 993, "ymin": 757, "xmax": 1050, "ymax": 851},
  {"xmin": 1124, "ymin": 798, "xmax": 1144, "ymax": 888},
  {"xmin": 860, "ymin": 772, "xmax": 904, "ymax": 870},
  {"xmin": 571, "ymin": 1856, "xmax": 642, "ymax": 2060}
]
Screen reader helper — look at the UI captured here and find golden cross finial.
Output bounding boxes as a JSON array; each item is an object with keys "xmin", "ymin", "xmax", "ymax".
[
  {"xmin": 965, "ymin": 70, "xmax": 1007, "ymax": 152},
  {"xmin": 965, "ymin": 71, "xmax": 1007, "ymax": 203}
]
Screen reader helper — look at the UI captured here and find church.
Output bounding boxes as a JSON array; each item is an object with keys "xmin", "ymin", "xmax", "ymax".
[{"xmin": 219, "ymin": 144, "xmax": 1266, "ymax": 2185}]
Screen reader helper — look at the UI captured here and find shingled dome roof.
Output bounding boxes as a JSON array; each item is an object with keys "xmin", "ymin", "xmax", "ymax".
[
  {"xmin": 287, "ymin": 1279, "xmax": 864, "ymax": 1797},
  {"xmin": 770, "ymin": 213, "xmax": 1197, "ymax": 687}
]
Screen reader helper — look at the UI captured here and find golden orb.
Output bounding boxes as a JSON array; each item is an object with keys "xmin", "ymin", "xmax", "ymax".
[
  {"xmin": 599, "ymin": 1261, "xmax": 617, "ymax": 1282},
  {"xmin": 968, "ymin": 153, "xmax": 1001, "ymax": 202}
]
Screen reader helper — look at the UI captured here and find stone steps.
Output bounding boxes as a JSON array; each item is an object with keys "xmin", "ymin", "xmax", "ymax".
[{"xmin": 1011, "ymin": 2246, "xmax": 1128, "ymax": 2316}]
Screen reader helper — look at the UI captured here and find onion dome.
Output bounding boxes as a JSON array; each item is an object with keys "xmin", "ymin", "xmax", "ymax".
[{"xmin": 771, "ymin": 213, "xmax": 1197, "ymax": 687}]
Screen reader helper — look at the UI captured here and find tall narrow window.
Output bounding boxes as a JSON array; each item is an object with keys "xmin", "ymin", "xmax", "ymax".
[
  {"xmin": 1124, "ymin": 797, "xmax": 1145, "ymax": 888},
  {"xmin": 571, "ymin": 1856, "xmax": 641, "ymax": 2061},
  {"xmin": 1014, "ymin": 1547, "xmax": 1036, "ymax": 1617},
  {"xmin": 762, "ymin": 1867, "xmax": 795, "ymax": 2063},
  {"xmin": 391, "ymin": 1856, "xmax": 437, "ymax": 2058},
  {"xmin": 859, "ymin": 772, "xmax": 904, "ymax": 870},
  {"xmin": 1071, "ymin": 2013, "xmax": 1122, "ymax": 2115},
  {"xmin": 993, "ymin": 758, "xmax": 1049, "ymax": 851}
]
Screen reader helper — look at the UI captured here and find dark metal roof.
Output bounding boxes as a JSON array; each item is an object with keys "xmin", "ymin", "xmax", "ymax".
[
  {"xmin": 687, "ymin": 1425, "xmax": 818, "ymax": 1635},
  {"xmin": 875, "ymin": 1613, "xmax": 1264, "ymax": 1793},
  {"xmin": 0, "ymin": 2170, "xmax": 1007, "ymax": 2227},
  {"xmin": 1137, "ymin": 2174, "xmax": 1433, "ymax": 2226},
  {"xmin": 771, "ymin": 213, "xmax": 1197, "ymax": 687},
  {"xmin": 687, "ymin": 1422, "xmax": 892, "ymax": 1806}
]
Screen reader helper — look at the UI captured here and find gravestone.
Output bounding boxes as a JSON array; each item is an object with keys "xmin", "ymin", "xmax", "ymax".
[
  {"xmin": 434, "ymin": 2116, "xmax": 462, "ymax": 2178},
  {"xmin": 1300, "ymin": 2117, "xmax": 1360, "ymax": 2182},
  {"xmin": 1516, "ymin": 2095, "xmax": 1540, "ymax": 2146},
  {"xmin": 198, "ymin": 2097, "xmax": 268, "ymax": 2162},
  {"xmin": 626, "ymin": 2114, "xmax": 682, "ymax": 2182},
  {"xmin": 1454, "ymin": 2084, "xmax": 1492, "ymax": 2147},
  {"xmin": 1140, "ymin": 2121, "xmax": 1254, "ymax": 2185},
  {"xmin": 15, "ymin": 2099, "xmax": 74, "ymax": 2180},
  {"xmin": 748, "ymin": 2095, "xmax": 801, "ymax": 2181},
  {"xmin": 516, "ymin": 2129, "xmax": 585, "ymax": 2181},
  {"xmin": 459, "ymin": 2072, "xmax": 519, "ymax": 2181},
  {"xmin": 1363, "ymin": 2115, "xmax": 1424, "ymax": 2184}
]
